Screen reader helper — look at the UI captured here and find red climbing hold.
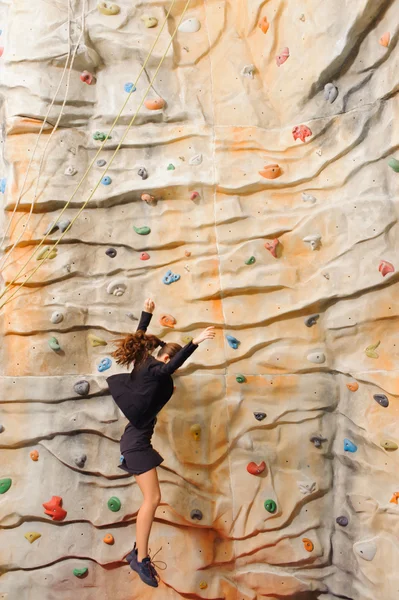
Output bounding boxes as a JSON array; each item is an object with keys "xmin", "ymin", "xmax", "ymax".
[
  {"xmin": 80, "ymin": 71, "xmax": 95, "ymax": 85},
  {"xmin": 42, "ymin": 496, "xmax": 67, "ymax": 521},
  {"xmin": 140, "ymin": 252, "xmax": 150, "ymax": 260},
  {"xmin": 247, "ymin": 461, "xmax": 266, "ymax": 475},
  {"xmin": 190, "ymin": 191, "xmax": 200, "ymax": 200},
  {"xmin": 264, "ymin": 238, "xmax": 280, "ymax": 258},
  {"xmin": 292, "ymin": 125, "xmax": 312, "ymax": 143},
  {"xmin": 379, "ymin": 260, "xmax": 394, "ymax": 277}
]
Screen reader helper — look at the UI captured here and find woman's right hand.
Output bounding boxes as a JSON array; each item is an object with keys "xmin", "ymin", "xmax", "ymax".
[{"xmin": 193, "ymin": 326, "xmax": 216, "ymax": 345}]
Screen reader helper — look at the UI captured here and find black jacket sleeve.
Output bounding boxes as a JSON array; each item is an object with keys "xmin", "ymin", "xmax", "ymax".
[
  {"xmin": 148, "ymin": 341, "xmax": 198, "ymax": 377},
  {"xmin": 136, "ymin": 311, "xmax": 152, "ymax": 332}
]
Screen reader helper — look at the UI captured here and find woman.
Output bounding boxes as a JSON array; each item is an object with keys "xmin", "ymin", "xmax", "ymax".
[{"xmin": 106, "ymin": 298, "xmax": 215, "ymax": 588}]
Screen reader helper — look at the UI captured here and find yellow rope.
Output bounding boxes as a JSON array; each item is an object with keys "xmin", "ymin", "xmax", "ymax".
[{"xmin": 0, "ymin": 0, "xmax": 189, "ymax": 308}]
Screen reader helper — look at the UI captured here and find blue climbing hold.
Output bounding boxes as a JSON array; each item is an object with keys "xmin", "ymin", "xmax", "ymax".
[
  {"xmin": 162, "ymin": 269, "xmax": 180, "ymax": 285},
  {"xmin": 344, "ymin": 438, "xmax": 357, "ymax": 453},
  {"xmin": 226, "ymin": 335, "xmax": 240, "ymax": 349},
  {"xmin": 0, "ymin": 178, "xmax": 6, "ymax": 193},
  {"xmin": 101, "ymin": 176, "xmax": 112, "ymax": 186},
  {"xmin": 97, "ymin": 358, "xmax": 112, "ymax": 372},
  {"xmin": 124, "ymin": 82, "xmax": 136, "ymax": 93}
]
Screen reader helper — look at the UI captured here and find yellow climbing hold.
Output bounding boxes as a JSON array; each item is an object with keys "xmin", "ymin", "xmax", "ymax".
[
  {"xmin": 37, "ymin": 247, "xmax": 57, "ymax": 260},
  {"xmin": 97, "ymin": 2, "xmax": 120, "ymax": 15},
  {"xmin": 25, "ymin": 532, "xmax": 42, "ymax": 544},
  {"xmin": 365, "ymin": 341, "xmax": 380, "ymax": 358},
  {"xmin": 182, "ymin": 335, "xmax": 193, "ymax": 344},
  {"xmin": 380, "ymin": 440, "xmax": 398, "ymax": 451},
  {"xmin": 88, "ymin": 334, "xmax": 107, "ymax": 347},
  {"xmin": 199, "ymin": 581, "xmax": 208, "ymax": 589},
  {"xmin": 141, "ymin": 15, "xmax": 158, "ymax": 28},
  {"xmin": 190, "ymin": 424, "xmax": 201, "ymax": 441}
]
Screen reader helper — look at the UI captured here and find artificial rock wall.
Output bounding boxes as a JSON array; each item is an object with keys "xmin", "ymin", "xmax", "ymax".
[{"xmin": 0, "ymin": 0, "xmax": 398, "ymax": 599}]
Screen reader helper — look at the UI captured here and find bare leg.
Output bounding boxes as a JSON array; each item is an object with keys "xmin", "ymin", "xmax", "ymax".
[{"xmin": 134, "ymin": 468, "xmax": 161, "ymax": 562}]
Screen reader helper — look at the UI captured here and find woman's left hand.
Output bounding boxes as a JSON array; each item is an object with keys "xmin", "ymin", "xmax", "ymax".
[{"xmin": 144, "ymin": 298, "xmax": 155, "ymax": 313}]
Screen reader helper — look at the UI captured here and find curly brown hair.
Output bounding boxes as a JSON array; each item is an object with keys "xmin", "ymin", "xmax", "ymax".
[{"xmin": 110, "ymin": 330, "xmax": 182, "ymax": 370}]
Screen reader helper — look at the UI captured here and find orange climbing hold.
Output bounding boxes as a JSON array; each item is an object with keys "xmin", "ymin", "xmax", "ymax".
[
  {"xmin": 258, "ymin": 16, "xmax": 269, "ymax": 34},
  {"xmin": 30, "ymin": 449, "xmax": 39, "ymax": 461},
  {"xmin": 390, "ymin": 492, "xmax": 399, "ymax": 504},
  {"xmin": 264, "ymin": 238, "xmax": 280, "ymax": 258},
  {"xmin": 103, "ymin": 534, "xmax": 114, "ymax": 544},
  {"xmin": 346, "ymin": 382, "xmax": 359, "ymax": 392},
  {"xmin": 185, "ymin": 250, "xmax": 191, "ymax": 257},
  {"xmin": 159, "ymin": 314, "xmax": 177, "ymax": 328},
  {"xmin": 141, "ymin": 193, "xmax": 155, "ymax": 205},
  {"xmin": 144, "ymin": 98, "xmax": 165, "ymax": 110},
  {"xmin": 43, "ymin": 496, "xmax": 67, "ymax": 521},
  {"xmin": 379, "ymin": 32, "xmax": 390, "ymax": 47},
  {"xmin": 259, "ymin": 164, "xmax": 281, "ymax": 179},
  {"xmin": 302, "ymin": 538, "xmax": 314, "ymax": 552}
]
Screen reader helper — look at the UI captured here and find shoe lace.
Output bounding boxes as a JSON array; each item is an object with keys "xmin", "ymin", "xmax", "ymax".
[{"xmin": 145, "ymin": 546, "xmax": 167, "ymax": 581}]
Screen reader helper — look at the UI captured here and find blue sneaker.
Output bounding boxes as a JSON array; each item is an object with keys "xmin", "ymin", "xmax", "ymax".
[
  {"xmin": 125, "ymin": 541, "xmax": 138, "ymax": 564},
  {"xmin": 129, "ymin": 547, "xmax": 166, "ymax": 588}
]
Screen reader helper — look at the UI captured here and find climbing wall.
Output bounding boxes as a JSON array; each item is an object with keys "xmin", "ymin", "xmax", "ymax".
[{"xmin": 0, "ymin": 0, "xmax": 398, "ymax": 598}]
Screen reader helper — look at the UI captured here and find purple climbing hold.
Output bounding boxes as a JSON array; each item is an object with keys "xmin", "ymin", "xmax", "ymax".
[
  {"xmin": 310, "ymin": 435, "xmax": 327, "ymax": 448},
  {"xmin": 190, "ymin": 509, "xmax": 203, "ymax": 520},
  {"xmin": 305, "ymin": 314, "xmax": 319, "ymax": 327},
  {"xmin": 97, "ymin": 159, "xmax": 106, "ymax": 167},
  {"xmin": 336, "ymin": 516, "xmax": 349, "ymax": 527},
  {"xmin": 253, "ymin": 412, "xmax": 267, "ymax": 421},
  {"xmin": 373, "ymin": 394, "xmax": 389, "ymax": 408},
  {"xmin": 105, "ymin": 248, "xmax": 117, "ymax": 258}
]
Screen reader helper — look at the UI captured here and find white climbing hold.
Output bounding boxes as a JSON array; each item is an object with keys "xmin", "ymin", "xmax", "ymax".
[
  {"xmin": 298, "ymin": 481, "xmax": 317, "ymax": 495},
  {"xmin": 303, "ymin": 234, "xmax": 321, "ymax": 251},
  {"xmin": 106, "ymin": 280, "xmax": 127, "ymax": 296},
  {"xmin": 184, "ymin": 264, "xmax": 190, "ymax": 272},
  {"xmin": 236, "ymin": 433, "xmax": 254, "ymax": 451},
  {"xmin": 353, "ymin": 539, "xmax": 377, "ymax": 562},
  {"xmin": 302, "ymin": 192, "xmax": 317, "ymax": 204},
  {"xmin": 307, "ymin": 351, "xmax": 326, "ymax": 364},
  {"xmin": 241, "ymin": 64, "xmax": 256, "ymax": 79},
  {"xmin": 50, "ymin": 311, "xmax": 64, "ymax": 324},
  {"xmin": 189, "ymin": 153, "xmax": 202, "ymax": 166},
  {"xmin": 178, "ymin": 18, "xmax": 201, "ymax": 33},
  {"xmin": 316, "ymin": 149, "xmax": 322, "ymax": 156}
]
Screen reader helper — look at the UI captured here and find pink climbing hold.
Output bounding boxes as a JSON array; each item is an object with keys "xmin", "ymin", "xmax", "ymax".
[
  {"xmin": 0, "ymin": 47, "xmax": 4, "ymax": 58},
  {"xmin": 43, "ymin": 496, "xmax": 67, "ymax": 521},
  {"xmin": 379, "ymin": 32, "xmax": 390, "ymax": 47},
  {"xmin": 185, "ymin": 250, "xmax": 191, "ymax": 257},
  {"xmin": 190, "ymin": 191, "xmax": 200, "ymax": 200},
  {"xmin": 264, "ymin": 238, "xmax": 280, "ymax": 258},
  {"xmin": 379, "ymin": 260, "xmax": 394, "ymax": 277},
  {"xmin": 140, "ymin": 252, "xmax": 150, "ymax": 260},
  {"xmin": 276, "ymin": 47, "xmax": 289, "ymax": 66},
  {"xmin": 80, "ymin": 71, "xmax": 95, "ymax": 85},
  {"xmin": 292, "ymin": 125, "xmax": 312, "ymax": 143}
]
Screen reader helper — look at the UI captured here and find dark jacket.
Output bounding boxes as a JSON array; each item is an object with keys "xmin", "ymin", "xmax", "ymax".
[{"xmin": 106, "ymin": 311, "xmax": 198, "ymax": 428}]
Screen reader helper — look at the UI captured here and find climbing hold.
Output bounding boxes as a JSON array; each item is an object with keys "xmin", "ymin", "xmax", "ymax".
[
  {"xmin": 141, "ymin": 193, "xmax": 155, "ymax": 205},
  {"xmin": 390, "ymin": 492, "xmax": 399, "ymax": 504},
  {"xmin": 144, "ymin": 98, "xmax": 165, "ymax": 110},
  {"xmin": 141, "ymin": 15, "xmax": 158, "ymax": 28},
  {"xmin": 25, "ymin": 532, "xmax": 41, "ymax": 544},
  {"xmin": 346, "ymin": 382, "xmax": 359, "ymax": 392},
  {"xmin": 37, "ymin": 246, "xmax": 57, "ymax": 260},
  {"xmin": 302, "ymin": 538, "xmax": 314, "ymax": 552},
  {"xmin": 302, "ymin": 192, "xmax": 317, "ymax": 204},
  {"xmin": 48, "ymin": 337, "xmax": 61, "ymax": 352},
  {"xmin": 75, "ymin": 454, "xmax": 87, "ymax": 468},
  {"xmin": 64, "ymin": 166, "xmax": 77, "ymax": 176},
  {"xmin": 97, "ymin": 358, "xmax": 112, "ymax": 372},
  {"xmin": 189, "ymin": 154, "xmax": 203, "ymax": 166},
  {"xmin": 236, "ymin": 375, "xmax": 246, "ymax": 383},
  {"xmin": 190, "ymin": 424, "xmax": 201, "ymax": 441},
  {"xmin": 307, "ymin": 351, "xmax": 326, "ymax": 364},
  {"xmin": 264, "ymin": 238, "xmax": 280, "ymax": 257},
  {"xmin": 303, "ymin": 234, "xmax": 321, "ymax": 251},
  {"xmin": 50, "ymin": 311, "xmax": 63, "ymax": 324},
  {"xmin": 43, "ymin": 496, "xmax": 67, "ymax": 521},
  {"xmin": 258, "ymin": 16, "xmax": 269, "ymax": 34},
  {"xmin": 190, "ymin": 191, "xmax": 200, "ymax": 200},
  {"xmin": 199, "ymin": 581, "xmax": 208, "ymax": 590},
  {"xmin": 305, "ymin": 314, "xmax": 319, "ymax": 327},
  {"xmin": 159, "ymin": 314, "xmax": 176, "ymax": 328},
  {"xmin": 124, "ymin": 82, "xmax": 136, "ymax": 93},
  {"xmin": 73, "ymin": 568, "xmax": 88, "ymax": 578},
  {"xmin": 0, "ymin": 478, "xmax": 11, "ymax": 494},
  {"xmin": 140, "ymin": 252, "xmax": 150, "ymax": 260},
  {"xmin": 104, "ymin": 248, "xmax": 117, "ymax": 260},
  {"xmin": 247, "ymin": 461, "xmax": 266, "ymax": 475},
  {"xmin": 245, "ymin": 256, "xmax": 256, "ymax": 265},
  {"xmin": 162, "ymin": 269, "xmax": 180, "ymax": 285},
  {"xmin": 182, "ymin": 335, "xmax": 193, "ymax": 344},
  {"xmin": 44, "ymin": 221, "xmax": 58, "ymax": 235},
  {"xmin": 336, "ymin": 516, "xmax": 349, "ymax": 527},
  {"xmin": 0, "ymin": 424, "xmax": 4, "ymax": 433},
  {"xmin": 97, "ymin": 159, "xmax": 106, "ymax": 167},
  {"xmin": 134, "ymin": 225, "xmax": 151, "ymax": 236},
  {"xmin": 353, "ymin": 539, "xmax": 377, "ymax": 562},
  {"xmin": 259, "ymin": 164, "xmax": 281, "ymax": 179},
  {"xmin": 379, "ymin": 260, "xmax": 395, "ymax": 276},
  {"xmin": 97, "ymin": 2, "xmax": 120, "ymax": 15},
  {"xmin": 58, "ymin": 220, "xmax": 71, "ymax": 233},
  {"xmin": 185, "ymin": 250, "xmax": 191, "ymax": 257},
  {"xmin": 0, "ymin": 178, "xmax": 6, "ymax": 193},
  {"xmin": 80, "ymin": 71, "xmax": 95, "ymax": 85},
  {"xmin": 93, "ymin": 131, "xmax": 110, "ymax": 141},
  {"xmin": 276, "ymin": 47, "xmax": 289, "ymax": 66},
  {"xmin": 388, "ymin": 158, "xmax": 399, "ymax": 172},
  {"xmin": 179, "ymin": 18, "xmax": 201, "ymax": 33},
  {"xmin": 241, "ymin": 64, "xmax": 256, "ymax": 79},
  {"xmin": 365, "ymin": 341, "xmax": 380, "ymax": 358},
  {"xmin": 103, "ymin": 534, "xmax": 114, "ymax": 545},
  {"xmin": 226, "ymin": 335, "xmax": 240, "ymax": 349},
  {"xmin": 379, "ymin": 32, "xmax": 390, "ymax": 47},
  {"xmin": 298, "ymin": 481, "xmax": 317, "ymax": 495},
  {"xmin": 380, "ymin": 440, "xmax": 398, "ymax": 451},
  {"xmin": 253, "ymin": 412, "xmax": 267, "ymax": 421},
  {"xmin": 138, "ymin": 167, "xmax": 148, "ymax": 180},
  {"xmin": 190, "ymin": 508, "xmax": 203, "ymax": 520},
  {"xmin": 324, "ymin": 83, "xmax": 338, "ymax": 103},
  {"xmin": 310, "ymin": 435, "xmax": 327, "ymax": 448},
  {"xmin": 264, "ymin": 499, "xmax": 277, "ymax": 513},
  {"xmin": 316, "ymin": 149, "xmax": 322, "ymax": 157},
  {"xmin": 107, "ymin": 281, "xmax": 127, "ymax": 296},
  {"xmin": 344, "ymin": 438, "xmax": 357, "ymax": 453},
  {"xmin": 373, "ymin": 394, "xmax": 389, "ymax": 408},
  {"xmin": 167, "ymin": 164, "xmax": 175, "ymax": 171},
  {"xmin": 107, "ymin": 496, "xmax": 121, "ymax": 512},
  {"xmin": 292, "ymin": 125, "xmax": 312, "ymax": 143},
  {"xmin": 30, "ymin": 449, "xmax": 39, "ymax": 461},
  {"xmin": 101, "ymin": 176, "xmax": 112, "ymax": 185},
  {"xmin": 88, "ymin": 333, "xmax": 107, "ymax": 347},
  {"xmin": 74, "ymin": 380, "xmax": 90, "ymax": 396}
]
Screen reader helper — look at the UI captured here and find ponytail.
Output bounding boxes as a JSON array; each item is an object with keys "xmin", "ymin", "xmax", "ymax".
[{"xmin": 109, "ymin": 330, "xmax": 164, "ymax": 370}]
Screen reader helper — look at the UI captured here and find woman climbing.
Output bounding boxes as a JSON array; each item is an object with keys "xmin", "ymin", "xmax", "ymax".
[{"xmin": 106, "ymin": 298, "xmax": 215, "ymax": 588}]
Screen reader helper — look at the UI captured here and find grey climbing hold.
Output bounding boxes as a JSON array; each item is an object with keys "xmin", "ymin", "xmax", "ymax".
[
  {"xmin": 305, "ymin": 314, "xmax": 319, "ymax": 327},
  {"xmin": 58, "ymin": 220, "xmax": 71, "ymax": 233},
  {"xmin": 303, "ymin": 234, "xmax": 321, "ymax": 251},
  {"xmin": 241, "ymin": 64, "xmax": 256, "ymax": 78},
  {"xmin": 307, "ymin": 351, "xmax": 326, "ymax": 364},
  {"xmin": 324, "ymin": 83, "xmax": 338, "ymax": 103},
  {"xmin": 64, "ymin": 166, "xmax": 77, "ymax": 176},
  {"xmin": 74, "ymin": 380, "xmax": 90, "ymax": 396},
  {"xmin": 298, "ymin": 481, "xmax": 316, "ymax": 495},
  {"xmin": 302, "ymin": 192, "xmax": 317, "ymax": 204},
  {"xmin": 107, "ymin": 281, "xmax": 126, "ymax": 296},
  {"xmin": 50, "ymin": 311, "xmax": 64, "ymax": 324},
  {"xmin": 138, "ymin": 167, "xmax": 148, "ymax": 180},
  {"xmin": 97, "ymin": 159, "xmax": 106, "ymax": 167},
  {"xmin": 373, "ymin": 394, "xmax": 389, "ymax": 408},
  {"xmin": 353, "ymin": 539, "xmax": 377, "ymax": 561},
  {"xmin": 253, "ymin": 412, "xmax": 267, "ymax": 421},
  {"xmin": 310, "ymin": 435, "xmax": 327, "ymax": 448},
  {"xmin": 44, "ymin": 222, "xmax": 59, "ymax": 235},
  {"xmin": 75, "ymin": 454, "xmax": 87, "ymax": 468},
  {"xmin": 336, "ymin": 516, "xmax": 349, "ymax": 527},
  {"xmin": 190, "ymin": 509, "xmax": 203, "ymax": 520},
  {"xmin": 126, "ymin": 313, "xmax": 138, "ymax": 321},
  {"xmin": 105, "ymin": 248, "xmax": 117, "ymax": 258}
]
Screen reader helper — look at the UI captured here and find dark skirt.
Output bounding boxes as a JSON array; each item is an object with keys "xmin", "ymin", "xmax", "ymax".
[{"xmin": 118, "ymin": 417, "xmax": 164, "ymax": 476}]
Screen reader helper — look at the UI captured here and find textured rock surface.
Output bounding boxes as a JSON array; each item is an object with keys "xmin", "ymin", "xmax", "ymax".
[{"xmin": 0, "ymin": 0, "xmax": 399, "ymax": 598}]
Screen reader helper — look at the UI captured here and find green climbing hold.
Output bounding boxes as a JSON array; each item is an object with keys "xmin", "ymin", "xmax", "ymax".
[
  {"xmin": 0, "ymin": 478, "xmax": 11, "ymax": 494},
  {"xmin": 388, "ymin": 158, "xmax": 399, "ymax": 173},
  {"xmin": 245, "ymin": 256, "xmax": 256, "ymax": 265},
  {"xmin": 264, "ymin": 499, "xmax": 277, "ymax": 513},
  {"xmin": 93, "ymin": 131, "xmax": 111, "ymax": 141},
  {"xmin": 133, "ymin": 225, "xmax": 151, "ymax": 235},
  {"xmin": 73, "ymin": 568, "xmax": 88, "ymax": 578},
  {"xmin": 107, "ymin": 496, "xmax": 121, "ymax": 512},
  {"xmin": 167, "ymin": 163, "xmax": 175, "ymax": 170},
  {"xmin": 236, "ymin": 375, "xmax": 246, "ymax": 383},
  {"xmin": 48, "ymin": 337, "xmax": 61, "ymax": 351}
]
